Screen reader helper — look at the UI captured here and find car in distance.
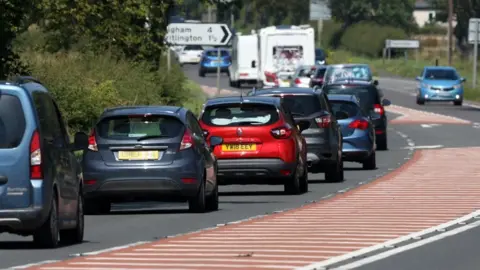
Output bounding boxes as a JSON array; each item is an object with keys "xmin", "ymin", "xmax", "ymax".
[
  {"xmin": 309, "ymin": 65, "xmax": 327, "ymax": 88},
  {"xmin": 328, "ymin": 94, "xmax": 376, "ymax": 169},
  {"xmin": 415, "ymin": 66, "xmax": 466, "ymax": 106},
  {"xmin": 176, "ymin": 45, "xmax": 204, "ymax": 66},
  {"xmin": 324, "ymin": 64, "xmax": 378, "ymax": 86},
  {"xmin": 199, "ymin": 96, "xmax": 310, "ymax": 194},
  {"xmin": 82, "ymin": 106, "xmax": 222, "ymax": 214},
  {"xmin": 0, "ymin": 76, "xmax": 85, "ymax": 248},
  {"xmin": 250, "ymin": 87, "xmax": 344, "ymax": 182},
  {"xmin": 315, "ymin": 48, "xmax": 327, "ymax": 65},
  {"xmin": 290, "ymin": 65, "xmax": 317, "ymax": 88},
  {"xmin": 322, "ymin": 80, "xmax": 390, "ymax": 151},
  {"xmin": 199, "ymin": 48, "xmax": 232, "ymax": 77}
]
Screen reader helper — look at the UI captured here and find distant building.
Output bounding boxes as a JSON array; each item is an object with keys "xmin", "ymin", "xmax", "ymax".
[{"xmin": 413, "ymin": 0, "xmax": 436, "ymax": 27}]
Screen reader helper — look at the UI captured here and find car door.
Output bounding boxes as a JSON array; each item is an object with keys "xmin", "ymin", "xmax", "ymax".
[
  {"xmin": 186, "ymin": 112, "xmax": 216, "ymax": 192},
  {"xmin": 321, "ymin": 93, "xmax": 342, "ymax": 150}
]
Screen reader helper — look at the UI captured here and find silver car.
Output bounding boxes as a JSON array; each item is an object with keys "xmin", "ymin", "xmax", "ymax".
[{"xmin": 290, "ymin": 65, "xmax": 318, "ymax": 88}]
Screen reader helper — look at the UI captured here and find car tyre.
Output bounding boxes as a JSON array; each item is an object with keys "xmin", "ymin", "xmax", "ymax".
[
  {"xmin": 416, "ymin": 98, "xmax": 425, "ymax": 105},
  {"xmin": 325, "ymin": 155, "xmax": 344, "ymax": 182},
  {"xmin": 198, "ymin": 69, "xmax": 205, "ymax": 77},
  {"xmin": 362, "ymin": 152, "xmax": 377, "ymax": 170},
  {"xmin": 60, "ymin": 192, "xmax": 84, "ymax": 244},
  {"xmin": 84, "ymin": 199, "xmax": 110, "ymax": 215},
  {"xmin": 33, "ymin": 192, "xmax": 59, "ymax": 248},
  {"xmin": 189, "ymin": 179, "xmax": 207, "ymax": 213},
  {"xmin": 205, "ymin": 182, "xmax": 219, "ymax": 211},
  {"xmin": 284, "ymin": 165, "xmax": 302, "ymax": 195},
  {"xmin": 299, "ymin": 162, "xmax": 309, "ymax": 193},
  {"xmin": 454, "ymin": 100, "xmax": 463, "ymax": 106},
  {"xmin": 376, "ymin": 134, "xmax": 388, "ymax": 151}
]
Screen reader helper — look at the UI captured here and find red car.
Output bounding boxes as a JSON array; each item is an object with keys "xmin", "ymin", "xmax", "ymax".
[{"xmin": 199, "ymin": 96, "xmax": 310, "ymax": 194}]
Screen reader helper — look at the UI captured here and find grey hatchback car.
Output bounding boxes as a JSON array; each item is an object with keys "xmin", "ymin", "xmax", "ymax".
[
  {"xmin": 0, "ymin": 76, "xmax": 85, "ymax": 248},
  {"xmin": 81, "ymin": 106, "xmax": 222, "ymax": 214}
]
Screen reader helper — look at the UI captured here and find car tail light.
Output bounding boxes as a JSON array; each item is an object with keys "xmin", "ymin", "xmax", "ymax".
[
  {"xmin": 265, "ymin": 71, "xmax": 277, "ymax": 83},
  {"xmin": 294, "ymin": 78, "xmax": 301, "ymax": 84},
  {"xmin": 374, "ymin": 104, "xmax": 384, "ymax": 115},
  {"xmin": 271, "ymin": 126, "xmax": 292, "ymax": 139},
  {"xmin": 88, "ymin": 129, "xmax": 98, "ymax": 151},
  {"xmin": 348, "ymin": 119, "xmax": 369, "ymax": 130},
  {"xmin": 315, "ymin": 115, "xmax": 331, "ymax": 128},
  {"xmin": 180, "ymin": 130, "xmax": 193, "ymax": 150},
  {"xmin": 30, "ymin": 130, "xmax": 42, "ymax": 179}
]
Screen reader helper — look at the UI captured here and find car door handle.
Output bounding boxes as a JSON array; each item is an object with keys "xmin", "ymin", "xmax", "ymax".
[{"xmin": 0, "ymin": 175, "xmax": 8, "ymax": 185}]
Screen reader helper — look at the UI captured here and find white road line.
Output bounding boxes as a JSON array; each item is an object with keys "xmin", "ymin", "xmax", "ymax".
[
  {"xmin": 295, "ymin": 209, "xmax": 480, "ymax": 270},
  {"xmin": 69, "ymin": 241, "xmax": 150, "ymax": 257},
  {"xmin": 328, "ymin": 219, "xmax": 480, "ymax": 270},
  {"xmin": 403, "ymin": 144, "xmax": 443, "ymax": 149},
  {"xmin": 167, "ymin": 240, "xmax": 380, "ymax": 245},
  {"xmin": 11, "ymin": 260, "xmax": 59, "ymax": 269},
  {"xmin": 151, "ymin": 243, "xmax": 365, "ymax": 249},
  {"xmin": 113, "ymin": 252, "xmax": 330, "ymax": 259},
  {"xmin": 87, "ymin": 256, "xmax": 313, "ymax": 264},
  {"xmin": 135, "ymin": 248, "xmax": 345, "ymax": 254}
]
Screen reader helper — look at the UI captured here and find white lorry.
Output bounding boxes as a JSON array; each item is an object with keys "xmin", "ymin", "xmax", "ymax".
[
  {"xmin": 257, "ymin": 25, "xmax": 315, "ymax": 88},
  {"xmin": 228, "ymin": 32, "xmax": 260, "ymax": 88}
]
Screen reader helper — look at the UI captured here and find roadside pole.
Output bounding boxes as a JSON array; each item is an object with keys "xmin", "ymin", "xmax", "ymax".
[
  {"xmin": 468, "ymin": 18, "xmax": 480, "ymax": 88},
  {"xmin": 216, "ymin": 48, "xmax": 221, "ymax": 96},
  {"xmin": 309, "ymin": 0, "xmax": 330, "ymax": 47},
  {"xmin": 167, "ymin": 49, "xmax": 171, "ymax": 71},
  {"xmin": 317, "ymin": 20, "xmax": 323, "ymax": 47}
]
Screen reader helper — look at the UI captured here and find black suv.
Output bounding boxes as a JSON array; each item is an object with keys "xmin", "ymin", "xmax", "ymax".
[
  {"xmin": 250, "ymin": 87, "xmax": 344, "ymax": 182},
  {"xmin": 322, "ymin": 81, "xmax": 391, "ymax": 150},
  {"xmin": 309, "ymin": 65, "xmax": 327, "ymax": 88}
]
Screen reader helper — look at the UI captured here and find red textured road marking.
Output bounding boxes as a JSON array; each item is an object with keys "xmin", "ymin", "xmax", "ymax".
[
  {"xmin": 201, "ymin": 85, "xmax": 236, "ymax": 98},
  {"xmin": 386, "ymin": 105, "xmax": 471, "ymax": 124},
  {"xmin": 26, "ymin": 147, "xmax": 480, "ymax": 270}
]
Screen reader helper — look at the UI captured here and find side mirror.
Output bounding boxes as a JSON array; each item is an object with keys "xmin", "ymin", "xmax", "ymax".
[
  {"xmin": 415, "ymin": 76, "xmax": 421, "ymax": 81},
  {"xmin": 334, "ymin": 111, "xmax": 349, "ymax": 120},
  {"xmin": 373, "ymin": 80, "xmax": 379, "ymax": 86},
  {"xmin": 295, "ymin": 120, "xmax": 310, "ymax": 133},
  {"xmin": 461, "ymin": 77, "xmax": 466, "ymax": 82},
  {"xmin": 209, "ymin": 136, "xmax": 223, "ymax": 150},
  {"xmin": 73, "ymin": 132, "xmax": 89, "ymax": 151},
  {"xmin": 382, "ymin": 99, "xmax": 391, "ymax": 106},
  {"xmin": 251, "ymin": 61, "xmax": 256, "ymax": 68}
]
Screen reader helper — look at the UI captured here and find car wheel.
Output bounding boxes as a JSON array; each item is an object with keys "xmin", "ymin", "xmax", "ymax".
[
  {"xmin": 376, "ymin": 134, "xmax": 388, "ymax": 151},
  {"xmin": 60, "ymin": 192, "xmax": 84, "ymax": 244},
  {"xmin": 454, "ymin": 100, "xmax": 463, "ymax": 106},
  {"xmin": 325, "ymin": 154, "xmax": 344, "ymax": 182},
  {"xmin": 33, "ymin": 192, "xmax": 60, "ymax": 248},
  {"xmin": 299, "ymin": 162, "xmax": 309, "ymax": 193},
  {"xmin": 84, "ymin": 199, "xmax": 110, "ymax": 215},
  {"xmin": 198, "ymin": 69, "xmax": 205, "ymax": 77},
  {"xmin": 189, "ymin": 179, "xmax": 207, "ymax": 213},
  {"xmin": 284, "ymin": 165, "xmax": 302, "ymax": 195},
  {"xmin": 205, "ymin": 182, "xmax": 219, "ymax": 211},
  {"xmin": 362, "ymin": 151, "xmax": 377, "ymax": 170},
  {"xmin": 416, "ymin": 98, "xmax": 425, "ymax": 105}
]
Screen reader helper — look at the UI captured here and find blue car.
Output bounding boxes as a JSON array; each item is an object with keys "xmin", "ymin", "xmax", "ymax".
[
  {"xmin": 415, "ymin": 66, "xmax": 466, "ymax": 106},
  {"xmin": 328, "ymin": 94, "xmax": 376, "ymax": 170},
  {"xmin": 198, "ymin": 48, "xmax": 231, "ymax": 77}
]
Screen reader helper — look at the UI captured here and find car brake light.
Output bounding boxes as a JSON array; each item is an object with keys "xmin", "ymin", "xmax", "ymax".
[
  {"xmin": 265, "ymin": 71, "xmax": 277, "ymax": 83},
  {"xmin": 315, "ymin": 115, "xmax": 331, "ymax": 128},
  {"xmin": 348, "ymin": 119, "xmax": 369, "ymax": 130},
  {"xmin": 271, "ymin": 126, "xmax": 292, "ymax": 139},
  {"xmin": 294, "ymin": 78, "xmax": 301, "ymax": 84},
  {"xmin": 180, "ymin": 130, "xmax": 193, "ymax": 150},
  {"xmin": 374, "ymin": 104, "xmax": 384, "ymax": 115},
  {"xmin": 30, "ymin": 130, "xmax": 42, "ymax": 179},
  {"xmin": 88, "ymin": 129, "xmax": 98, "ymax": 151}
]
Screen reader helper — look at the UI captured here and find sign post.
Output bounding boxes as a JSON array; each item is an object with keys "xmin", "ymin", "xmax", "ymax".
[
  {"xmin": 384, "ymin": 40, "xmax": 420, "ymax": 63},
  {"xmin": 468, "ymin": 18, "xmax": 480, "ymax": 88},
  {"xmin": 165, "ymin": 23, "xmax": 233, "ymax": 96},
  {"xmin": 309, "ymin": 0, "xmax": 331, "ymax": 47}
]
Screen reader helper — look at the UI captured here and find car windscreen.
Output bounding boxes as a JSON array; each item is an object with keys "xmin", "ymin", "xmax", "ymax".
[
  {"xmin": 280, "ymin": 95, "xmax": 322, "ymax": 116},
  {"xmin": 202, "ymin": 103, "xmax": 279, "ymax": 126},
  {"xmin": 329, "ymin": 101, "xmax": 362, "ymax": 118},
  {"xmin": 205, "ymin": 50, "xmax": 230, "ymax": 57},
  {"xmin": 424, "ymin": 69, "xmax": 458, "ymax": 80},
  {"xmin": 315, "ymin": 49, "xmax": 325, "ymax": 60},
  {"xmin": 0, "ymin": 94, "xmax": 26, "ymax": 148},
  {"xmin": 97, "ymin": 115, "xmax": 184, "ymax": 140},
  {"xmin": 325, "ymin": 66, "xmax": 371, "ymax": 83},
  {"xmin": 324, "ymin": 86, "xmax": 379, "ymax": 112},
  {"xmin": 184, "ymin": 45, "xmax": 203, "ymax": 51}
]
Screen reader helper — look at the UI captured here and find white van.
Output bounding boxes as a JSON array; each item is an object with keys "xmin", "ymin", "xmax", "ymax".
[{"xmin": 228, "ymin": 33, "xmax": 259, "ymax": 88}]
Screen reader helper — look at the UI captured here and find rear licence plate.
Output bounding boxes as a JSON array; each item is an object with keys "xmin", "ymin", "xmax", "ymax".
[
  {"xmin": 221, "ymin": 144, "xmax": 256, "ymax": 151},
  {"xmin": 118, "ymin": 151, "xmax": 159, "ymax": 160}
]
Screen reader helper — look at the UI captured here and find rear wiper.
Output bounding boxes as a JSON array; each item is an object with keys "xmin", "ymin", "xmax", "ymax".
[{"xmin": 136, "ymin": 135, "xmax": 169, "ymax": 141}]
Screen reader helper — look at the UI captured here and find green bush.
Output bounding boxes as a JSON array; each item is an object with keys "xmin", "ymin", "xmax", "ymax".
[
  {"xmin": 309, "ymin": 20, "xmax": 343, "ymax": 48},
  {"xmin": 339, "ymin": 22, "xmax": 408, "ymax": 57}
]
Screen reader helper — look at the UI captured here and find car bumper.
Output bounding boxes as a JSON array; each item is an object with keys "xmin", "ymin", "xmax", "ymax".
[
  {"xmin": 179, "ymin": 56, "xmax": 201, "ymax": 64},
  {"xmin": 82, "ymin": 160, "xmax": 200, "ymax": 200},
  {"xmin": 342, "ymin": 131, "xmax": 375, "ymax": 162},
  {"xmin": 0, "ymin": 206, "xmax": 49, "ymax": 232},
  {"xmin": 216, "ymin": 158, "xmax": 296, "ymax": 184},
  {"xmin": 419, "ymin": 87, "xmax": 463, "ymax": 101}
]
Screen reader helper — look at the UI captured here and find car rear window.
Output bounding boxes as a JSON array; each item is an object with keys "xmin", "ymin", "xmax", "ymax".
[
  {"xmin": 97, "ymin": 115, "xmax": 184, "ymax": 140},
  {"xmin": 314, "ymin": 68, "xmax": 326, "ymax": 78},
  {"xmin": 184, "ymin": 45, "xmax": 203, "ymax": 51},
  {"xmin": 0, "ymin": 94, "xmax": 26, "ymax": 148},
  {"xmin": 205, "ymin": 50, "xmax": 229, "ymax": 57},
  {"xmin": 324, "ymin": 86, "xmax": 379, "ymax": 112},
  {"xmin": 298, "ymin": 67, "xmax": 315, "ymax": 78},
  {"xmin": 330, "ymin": 101, "xmax": 362, "ymax": 118},
  {"xmin": 202, "ymin": 103, "xmax": 279, "ymax": 126},
  {"xmin": 281, "ymin": 95, "xmax": 322, "ymax": 116}
]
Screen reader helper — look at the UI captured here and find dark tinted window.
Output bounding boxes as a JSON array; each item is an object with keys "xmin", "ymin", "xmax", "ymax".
[
  {"xmin": 330, "ymin": 101, "xmax": 362, "ymax": 118},
  {"xmin": 97, "ymin": 115, "xmax": 184, "ymax": 140},
  {"xmin": 298, "ymin": 67, "xmax": 316, "ymax": 77},
  {"xmin": 0, "ymin": 94, "xmax": 26, "ymax": 148},
  {"xmin": 315, "ymin": 49, "xmax": 325, "ymax": 59},
  {"xmin": 187, "ymin": 112, "xmax": 205, "ymax": 140},
  {"xmin": 424, "ymin": 69, "xmax": 458, "ymax": 80},
  {"xmin": 324, "ymin": 86, "xmax": 379, "ymax": 112},
  {"xmin": 33, "ymin": 92, "xmax": 63, "ymax": 141},
  {"xmin": 184, "ymin": 45, "xmax": 203, "ymax": 51},
  {"xmin": 314, "ymin": 68, "xmax": 326, "ymax": 78},
  {"xmin": 202, "ymin": 103, "xmax": 279, "ymax": 126},
  {"xmin": 281, "ymin": 95, "xmax": 323, "ymax": 116},
  {"xmin": 205, "ymin": 50, "xmax": 229, "ymax": 57}
]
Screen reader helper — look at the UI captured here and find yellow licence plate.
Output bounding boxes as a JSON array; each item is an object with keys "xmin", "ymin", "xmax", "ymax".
[
  {"xmin": 118, "ymin": 151, "xmax": 159, "ymax": 160},
  {"xmin": 221, "ymin": 144, "xmax": 257, "ymax": 151}
]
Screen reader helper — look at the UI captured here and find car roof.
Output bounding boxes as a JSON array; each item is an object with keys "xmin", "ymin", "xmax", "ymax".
[
  {"xmin": 252, "ymin": 87, "xmax": 320, "ymax": 96},
  {"xmin": 101, "ymin": 105, "xmax": 186, "ymax": 119},
  {"xmin": 205, "ymin": 48, "xmax": 229, "ymax": 52},
  {"xmin": 204, "ymin": 96, "xmax": 281, "ymax": 107},
  {"xmin": 327, "ymin": 94, "xmax": 360, "ymax": 104},
  {"xmin": 325, "ymin": 80, "xmax": 374, "ymax": 87},
  {"xmin": 0, "ymin": 76, "xmax": 49, "ymax": 94},
  {"xmin": 424, "ymin": 66, "xmax": 456, "ymax": 71},
  {"xmin": 328, "ymin": 63, "xmax": 370, "ymax": 68}
]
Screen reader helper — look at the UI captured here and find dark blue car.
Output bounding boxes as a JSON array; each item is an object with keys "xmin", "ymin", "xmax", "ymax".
[{"xmin": 199, "ymin": 48, "xmax": 231, "ymax": 77}]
